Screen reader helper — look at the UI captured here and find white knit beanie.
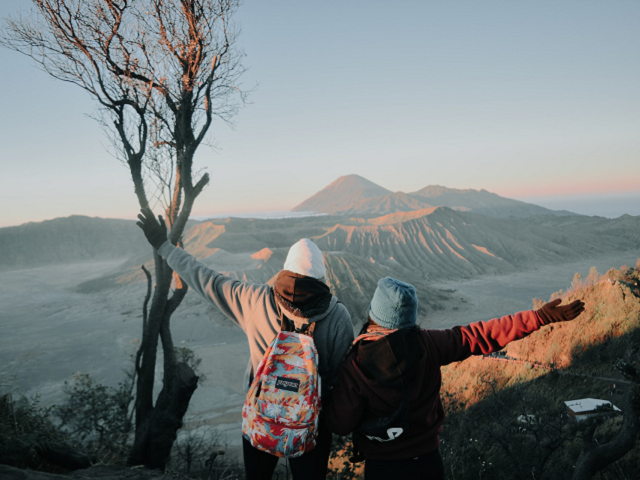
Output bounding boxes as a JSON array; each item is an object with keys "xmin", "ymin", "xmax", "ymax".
[{"xmin": 283, "ymin": 238, "xmax": 326, "ymax": 280}]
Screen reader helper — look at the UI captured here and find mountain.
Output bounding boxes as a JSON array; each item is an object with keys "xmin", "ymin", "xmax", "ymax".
[
  {"xmin": 292, "ymin": 174, "xmax": 392, "ymax": 213},
  {"xmin": 292, "ymin": 175, "xmax": 570, "ymax": 218},
  {"xmin": 0, "ymin": 215, "xmax": 150, "ymax": 271}
]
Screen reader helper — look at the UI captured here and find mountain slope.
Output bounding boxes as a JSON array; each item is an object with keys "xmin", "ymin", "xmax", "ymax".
[
  {"xmin": 292, "ymin": 174, "xmax": 392, "ymax": 213},
  {"xmin": 322, "ymin": 252, "xmax": 449, "ymax": 326},
  {"xmin": 74, "ymin": 208, "xmax": 640, "ymax": 293},
  {"xmin": 0, "ymin": 216, "xmax": 149, "ymax": 271},
  {"xmin": 313, "ymin": 207, "xmax": 638, "ymax": 281},
  {"xmin": 411, "ymin": 185, "xmax": 561, "ymax": 217},
  {"xmin": 337, "ymin": 192, "xmax": 436, "ymax": 215},
  {"xmin": 436, "ymin": 266, "xmax": 640, "ymax": 480}
]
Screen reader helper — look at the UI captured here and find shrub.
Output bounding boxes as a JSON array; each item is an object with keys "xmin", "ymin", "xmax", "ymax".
[
  {"xmin": 55, "ymin": 371, "xmax": 135, "ymax": 463},
  {"xmin": 0, "ymin": 392, "xmax": 69, "ymax": 472}
]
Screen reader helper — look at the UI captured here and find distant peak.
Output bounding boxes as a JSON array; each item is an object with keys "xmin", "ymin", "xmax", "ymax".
[
  {"xmin": 337, "ymin": 173, "xmax": 365, "ymax": 180},
  {"xmin": 292, "ymin": 174, "xmax": 392, "ymax": 213},
  {"xmin": 330, "ymin": 174, "xmax": 387, "ymax": 188}
]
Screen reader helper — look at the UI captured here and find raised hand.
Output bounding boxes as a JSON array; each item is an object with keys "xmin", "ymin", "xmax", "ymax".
[
  {"xmin": 136, "ymin": 207, "xmax": 168, "ymax": 250},
  {"xmin": 536, "ymin": 298, "xmax": 585, "ymax": 324}
]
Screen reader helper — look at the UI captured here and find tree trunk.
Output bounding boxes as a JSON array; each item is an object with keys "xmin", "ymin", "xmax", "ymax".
[
  {"xmin": 572, "ymin": 390, "xmax": 639, "ymax": 480},
  {"xmin": 128, "ymin": 255, "xmax": 198, "ymax": 470},
  {"xmin": 128, "ymin": 362, "xmax": 198, "ymax": 469}
]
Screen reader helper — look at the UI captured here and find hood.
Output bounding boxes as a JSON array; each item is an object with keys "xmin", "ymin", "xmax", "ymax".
[
  {"xmin": 357, "ymin": 328, "xmax": 421, "ymax": 389},
  {"xmin": 273, "ymin": 269, "xmax": 335, "ymax": 329}
]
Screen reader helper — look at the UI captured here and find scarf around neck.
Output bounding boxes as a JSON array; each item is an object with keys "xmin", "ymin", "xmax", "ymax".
[
  {"xmin": 273, "ymin": 270, "xmax": 332, "ymax": 320},
  {"xmin": 353, "ymin": 323, "xmax": 398, "ymax": 345}
]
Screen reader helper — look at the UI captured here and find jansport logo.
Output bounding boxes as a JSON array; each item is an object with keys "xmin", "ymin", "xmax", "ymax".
[{"xmin": 275, "ymin": 376, "xmax": 300, "ymax": 393}]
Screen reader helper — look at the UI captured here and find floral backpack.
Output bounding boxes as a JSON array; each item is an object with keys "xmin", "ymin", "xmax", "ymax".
[{"xmin": 241, "ymin": 317, "xmax": 321, "ymax": 458}]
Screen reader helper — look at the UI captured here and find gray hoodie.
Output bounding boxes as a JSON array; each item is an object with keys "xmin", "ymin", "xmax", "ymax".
[{"xmin": 158, "ymin": 242, "xmax": 355, "ymax": 392}]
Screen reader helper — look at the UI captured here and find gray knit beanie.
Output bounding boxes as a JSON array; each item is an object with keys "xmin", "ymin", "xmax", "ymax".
[{"xmin": 369, "ymin": 277, "xmax": 418, "ymax": 329}]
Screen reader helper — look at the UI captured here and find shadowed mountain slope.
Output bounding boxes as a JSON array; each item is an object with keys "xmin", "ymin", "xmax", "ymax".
[
  {"xmin": 0, "ymin": 216, "xmax": 149, "ymax": 271},
  {"xmin": 292, "ymin": 175, "xmax": 570, "ymax": 218},
  {"xmin": 526, "ymin": 213, "xmax": 640, "ymax": 243}
]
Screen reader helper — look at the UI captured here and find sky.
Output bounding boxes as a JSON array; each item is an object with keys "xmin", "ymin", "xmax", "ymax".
[{"xmin": 0, "ymin": 1, "xmax": 639, "ymax": 227}]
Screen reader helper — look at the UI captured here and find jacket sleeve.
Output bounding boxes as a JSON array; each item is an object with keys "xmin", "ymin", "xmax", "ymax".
[
  {"xmin": 158, "ymin": 241, "xmax": 266, "ymax": 331},
  {"xmin": 326, "ymin": 305, "xmax": 355, "ymax": 389},
  {"xmin": 425, "ymin": 310, "xmax": 545, "ymax": 366},
  {"xmin": 327, "ymin": 356, "xmax": 366, "ymax": 436}
]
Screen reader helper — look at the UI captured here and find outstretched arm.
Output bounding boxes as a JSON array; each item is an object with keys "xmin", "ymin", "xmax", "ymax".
[
  {"xmin": 136, "ymin": 208, "xmax": 265, "ymax": 330},
  {"xmin": 427, "ymin": 299, "xmax": 585, "ymax": 366}
]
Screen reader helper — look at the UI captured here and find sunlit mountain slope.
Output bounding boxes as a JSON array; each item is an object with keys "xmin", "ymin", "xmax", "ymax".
[{"xmin": 313, "ymin": 207, "xmax": 637, "ymax": 280}]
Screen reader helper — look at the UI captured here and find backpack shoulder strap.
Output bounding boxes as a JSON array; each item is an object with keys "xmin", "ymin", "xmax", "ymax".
[
  {"xmin": 278, "ymin": 310, "xmax": 317, "ymax": 338},
  {"xmin": 280, "ymin": 314, "xmax": 293, "ymax": 332},
  {"xmin": 304, "ymin": 321, "xmax": 317, "ymax": 338}
]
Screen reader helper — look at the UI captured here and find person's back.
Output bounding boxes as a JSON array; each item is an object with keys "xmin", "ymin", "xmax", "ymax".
[
  {"xmin": 329, "ymin": 277, "xmax": 584, "ymax": 480},
  {"xmin": 137, "ymin": 208, "xmax": 355, "ymax": 479}
]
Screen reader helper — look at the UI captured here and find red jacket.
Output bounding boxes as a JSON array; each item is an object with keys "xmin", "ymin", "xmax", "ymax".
[{"xmin": 328, "ymin": 310, "xmax": 546, "ymax": 460}]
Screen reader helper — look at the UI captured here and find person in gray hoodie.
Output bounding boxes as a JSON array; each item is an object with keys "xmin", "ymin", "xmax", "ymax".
[{"xmin": 137, "ymin": 207, "xmax": 354, "ymax": 480}]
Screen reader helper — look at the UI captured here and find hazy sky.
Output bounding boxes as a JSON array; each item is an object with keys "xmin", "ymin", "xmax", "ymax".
[{"xmin": 1, "ymin": 1, "xmax": 639, "ymax": 227}]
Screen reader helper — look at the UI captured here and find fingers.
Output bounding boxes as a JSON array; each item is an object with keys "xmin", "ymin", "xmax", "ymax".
[
  {"xmin": 545, "ymin": 298, "xmax": 562, "ymax": 309},
  {"xmin": 570, "ymin": 301, "xmax": 585, "ymax": 318},
  {"xmin": 563, "ymin": 300, "xmax": 585, "ymax": 312},
  {"xmin": 158, "ymin": 215, "xmax": 166, "ymax": 230},
  {"xmin": 565, "ymin": 308, "xmax": 584, "ymax": 320},
  {"xmin": 560, "ymin": 299, "xmax": 586, "ymax": 320},
  {"xmin": 140, "ymin": 207, "xmax": 151, "ymax": 219},
  {"xmin": 139, "ymin": 207, "xmax": 160, "ymax": 226}
]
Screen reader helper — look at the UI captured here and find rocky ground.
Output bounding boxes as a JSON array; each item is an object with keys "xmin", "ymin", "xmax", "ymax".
[{"xmin": 0, "ymin": 464, "xmax": 197, "ymax": 480}]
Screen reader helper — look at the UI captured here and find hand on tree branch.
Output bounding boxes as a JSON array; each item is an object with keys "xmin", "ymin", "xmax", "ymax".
[
  {"xmin": 537, "ymin": 298, "xmax": 585, "ymax": 324},
  {"xmin": 137, "ymin": 207, "xmax": 168, "ymax": 250}
]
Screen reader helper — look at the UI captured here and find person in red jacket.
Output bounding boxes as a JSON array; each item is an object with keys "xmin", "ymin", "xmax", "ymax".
[{"xmin": 328, "ymin": 277, "xmax": 585, "ymax": 480}]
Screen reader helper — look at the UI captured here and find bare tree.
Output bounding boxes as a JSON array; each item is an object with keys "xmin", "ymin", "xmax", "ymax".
[{"xmin": 1, "ymin": 0, "xmax": 246, "ymax": 469}]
